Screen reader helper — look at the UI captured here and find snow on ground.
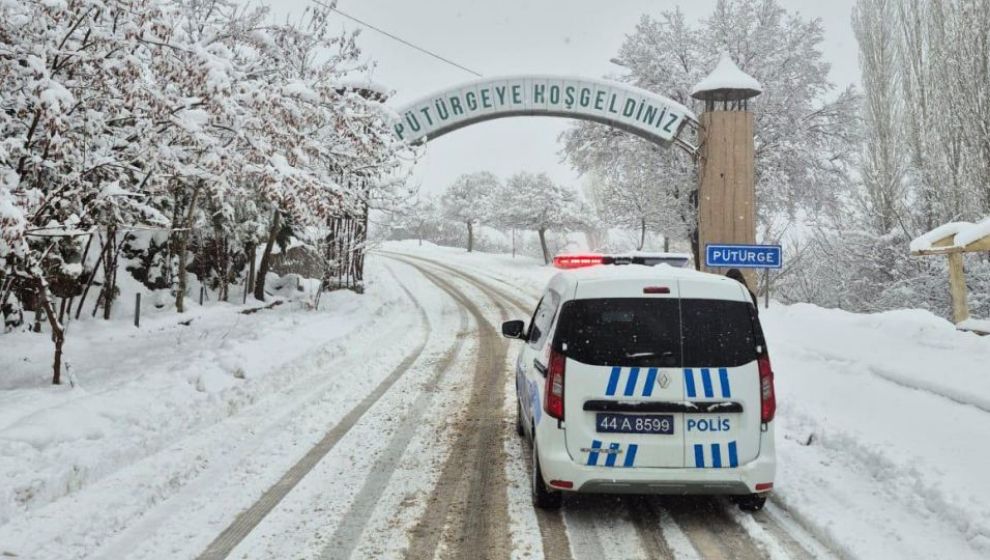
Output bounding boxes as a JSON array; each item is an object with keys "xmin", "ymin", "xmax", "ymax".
[
  {"xmin": 386, "ymin": 241, "xmax": 990, "ymax": 560},
  {"xmin": 3, "ymin": 240, "xmax": 989, "ymax": 560},
  {"xmin": 226, "ymin": 259, "xmax": 474, "ymax": 560},
  {"xmin": 0, "ymin": 259, "xmax": 421, "ymax": 558}
]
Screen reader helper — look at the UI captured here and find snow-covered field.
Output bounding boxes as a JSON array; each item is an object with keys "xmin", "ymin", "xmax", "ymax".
[{"xmin": 2, "ymin": 240, "xmax": 988, "ymax": 559}]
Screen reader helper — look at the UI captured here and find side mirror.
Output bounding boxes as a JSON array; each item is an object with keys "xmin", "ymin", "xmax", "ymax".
[{"xmin": 501, "ymin": 319, "xmax": 526, "ymax": 339}]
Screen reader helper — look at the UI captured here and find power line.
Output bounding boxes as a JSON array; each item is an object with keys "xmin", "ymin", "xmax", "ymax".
[{"xmin": 320, "ymin": 4, "xmax": 483, "ymax": 78}]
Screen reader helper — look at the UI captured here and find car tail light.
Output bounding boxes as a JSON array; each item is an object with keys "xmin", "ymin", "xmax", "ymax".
[
  {"xmin": 544, "ymin": 350, "xmax": 566, "ymax": 420},
  {"xmin": 758, "ymin": 353, "xmax": 776, "ymax": 423},
  {"xmin": 549, "ymin": 480, "xmax": 573, "ymax": 489},
  {"xmin": 643, "ymin": 286, "xmax": 670, "ymax": 294},
  {"xmin": 553, "ymin": 253, "xmax": 605, "ymax": 269},
  {"xmin": 755, "ymin": 482, "xmax": 774, "ymax": 492}
]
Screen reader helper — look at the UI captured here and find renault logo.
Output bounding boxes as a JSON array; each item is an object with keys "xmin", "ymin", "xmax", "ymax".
[{"xmin": 658, "ymin": 371, "xmax": 671, "ymax": 388}]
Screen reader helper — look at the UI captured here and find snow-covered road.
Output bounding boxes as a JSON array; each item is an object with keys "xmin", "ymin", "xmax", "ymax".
[{"xmin": 2, "ymin": 243, "xmax": 988, "ymax": 559}]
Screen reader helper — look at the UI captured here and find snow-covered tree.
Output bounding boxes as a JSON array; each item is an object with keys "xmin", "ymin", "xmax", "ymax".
[
  {"xmin": 580, "ymin": 146, "xmax": 692, "ymax": 252},
  {"xmin": 496, "ymin": 172, "xmax": 587, "ymax": 264},
  {"xmin": 562, "ymin": 0, "xmax": 860, "ymax": 259},
  {"xmin": 441, "ymin": 172, "xmax": 498, "ymax": 252},
  {"xmin": 776, "ymin": 0, "xmax": 990, "ymax": 320},
  {"xmin": 0, "ymin": 0, "xmax": 410, "ymax": 383},
  {"xmin": 852, "ymin": 0, "xmax": 907, "ymax": 237},
  {"xmin": 399, "ymin": 195, "xmax": 445, "ymax": 246}
]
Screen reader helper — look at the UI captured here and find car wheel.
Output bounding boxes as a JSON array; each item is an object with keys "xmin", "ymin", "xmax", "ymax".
[
  {"xmin": 532, "ymin": 438, "xmax": 562, "ymax": 510},
  {"xmin": 737, "ymin": 493, "xmax": 767, "ymax": 512},
  {"xmin": 516, "ymin": 399, "xmax": 525, "ymax": 437}
]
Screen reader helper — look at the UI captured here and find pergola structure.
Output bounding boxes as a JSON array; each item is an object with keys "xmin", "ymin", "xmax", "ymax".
[{"xmin": 910, "ymin": 218, "xmax": 990, "ymax": 333}]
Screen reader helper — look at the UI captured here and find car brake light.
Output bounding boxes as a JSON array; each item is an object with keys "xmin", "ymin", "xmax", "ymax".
[
  {"xmin": 755, "ymin": 482, "xmax": 774, "ymax": 491},
  {"xmin": 544, "ymin": 349, "xmax": 566, "ymax": 420},
  {"xmin": 643, "ymin": 286, "xmax": 670, "ymax": 294},
  {"xmin": 758, "ymin": 353, "xmax": 776, "ymax": 423},
  {"xmin": 549, "ymin": 480, "xmax": 573, "ymax": 489},
  {"xmin": 553, "ymin": 253, "xmax": 605, "ymax": 269}
]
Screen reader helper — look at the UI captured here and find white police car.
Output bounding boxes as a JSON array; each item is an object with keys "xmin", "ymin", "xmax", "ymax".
[{"xmin": 502, "ymin": 253, "xmax": 776, "ymax": 510}]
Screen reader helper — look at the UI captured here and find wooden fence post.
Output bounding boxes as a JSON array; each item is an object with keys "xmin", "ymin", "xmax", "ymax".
[{"xmin": 947, "ymin": 252, "xmax": 969, "ymax": 323}]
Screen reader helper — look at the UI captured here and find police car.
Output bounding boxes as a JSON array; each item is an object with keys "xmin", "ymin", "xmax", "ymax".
[{"xmin": 502, "ymin": 253, "xmax": 775, "ymax": 511}]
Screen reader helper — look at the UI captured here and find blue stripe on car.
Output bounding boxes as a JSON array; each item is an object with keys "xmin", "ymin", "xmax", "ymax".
[
  {"xmin": 642, "ymin": 368, "xmax": 657, "ymax": 397},
  {"xmin": 605, "ymin": 443, "xmax": 621, "ymax": 467},
  {"xmin": 587, "ymin": 439, "xmax": 602, "ymax": 466},
  {"xmin": 684, "ymin": 369, "xmax": 697, "ymax": 398},
  {"xmin": 624, "ymin": 444, "xmax": 638, "ymax": 467},
  {"xmin": 694, "ymin": 444, "xmax": 704, "ymax": 467},
  {"xmin": 719, "ymin": 368, "xmax": 731, "ymax": 398},
  {"xmin": 728, "ymin": 441, "xmax": 738, "ymax": 467},
  {"xmin": 711, "ymin": 443, "xmax": 722, "ymax": 468},
  {"xmin": 701, "ymin": 368, "xmax": 714, "ymax": 398},
  {"xmin": 605, "ymin": 367, "xmax": 621, "ymax": 396},
  {"xmin": 623, "ymin": 367, "xmax": 640, "ymax": 396}
]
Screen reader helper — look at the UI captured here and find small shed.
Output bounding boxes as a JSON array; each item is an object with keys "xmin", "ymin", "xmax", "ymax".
[{"xmin": 910, "ymin": 218, "xmax": 990, "ymax": 333}]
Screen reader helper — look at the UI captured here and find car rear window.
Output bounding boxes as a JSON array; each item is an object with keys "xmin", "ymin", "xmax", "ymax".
[{"xmin": 553, "ymin": 298, "xmax": 758, "ymax": 368}]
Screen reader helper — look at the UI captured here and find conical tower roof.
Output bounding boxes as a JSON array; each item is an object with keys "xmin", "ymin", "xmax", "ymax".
[{"xmin": 691, "ymin": 53, "xmax": 762, "ymax": 102}]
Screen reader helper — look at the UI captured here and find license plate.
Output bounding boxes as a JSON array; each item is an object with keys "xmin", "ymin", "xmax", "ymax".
[{"xmin": 596, "ymin": 413, "xmax": 674, "ymax": 434}]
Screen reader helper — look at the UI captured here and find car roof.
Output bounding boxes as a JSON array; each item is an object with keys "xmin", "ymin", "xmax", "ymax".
[{"xmin": 547, "ymin": 264, "xmax": 750, "ymax": 302}]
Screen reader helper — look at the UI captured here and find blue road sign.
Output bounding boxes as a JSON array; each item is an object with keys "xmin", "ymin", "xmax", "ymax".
[{"xmin": 706, "ymin": 244, "xmax": 782, "ymax": 269}]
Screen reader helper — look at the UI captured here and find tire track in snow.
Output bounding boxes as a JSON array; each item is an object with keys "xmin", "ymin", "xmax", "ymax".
[
  {"xmin": 197, "ymin": 266, "xmax": 437, "ymax": 560},
  {"xmin": 377, "ymin": 251, "xmax": 536, "ymax": 312},
  {"xmin": 664, "ymin": 497, "xmax": 766, "ymax": 560},
  {"xmin": 390, "ymin": 253, "xmax": 575, "ymax": 560},
  {"xmin": 627, "ymin": 496, "xmax": 676, "ymax": 559},
  {"xmin": 390, "ymin": 260, "xmax": 513, "ymax": 560},
  {"xmin": 319, "ymin": 260, "xmax": 472, "ymax": 560}
]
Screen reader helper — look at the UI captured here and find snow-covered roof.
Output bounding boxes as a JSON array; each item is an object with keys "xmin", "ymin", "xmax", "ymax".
[
  {"xmin": 954, "ymin": 217, "xmax": 990, "ymax": 247},
  {"xmin": 552, "ymin": 262, "xmax": 732, "ymax": 285},
  {"xmin": 910, "ymin": 219, "xmax": 990, "ymax": 253},
  {"xmin": 691, "ymin": 53, "xmax": 762, "ymax": 101}
]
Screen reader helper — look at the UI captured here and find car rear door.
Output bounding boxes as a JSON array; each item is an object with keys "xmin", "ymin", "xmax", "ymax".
[
  {"xmin": 678, "ymin": 281, "xmax": 762, "ymax": 469},
  {"xmin": 557, "ymin": 279, "xmax": 687, "ymax": 468}
]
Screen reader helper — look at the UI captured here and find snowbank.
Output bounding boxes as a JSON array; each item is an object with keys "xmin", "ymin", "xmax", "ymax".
[
  {"xmin": 957, "ymin": 317, "xmax": 990, "ymax": 334},
  {"xmin": 0, "ymin": 260, "xmax": 415, "ymax": 536}
]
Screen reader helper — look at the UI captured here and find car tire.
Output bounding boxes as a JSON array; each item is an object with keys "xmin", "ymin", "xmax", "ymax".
[
  {"xmin": 737, "ymin": 493, "xmax": 767, "ymax": 512},
  {"xmin": 516, "ymin": 399, "xmax": 525, "ymax": 437},
  {"xmin": 532, "ymin": 438, "xmax": 562, "ymax": 510}
]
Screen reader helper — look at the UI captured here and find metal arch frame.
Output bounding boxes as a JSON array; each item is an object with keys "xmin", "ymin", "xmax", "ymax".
[
  {"xmin": 401, "ymin": 110, "xmax": 699, "ymax": 157},
  {"xmin": 391, "ymin": 75, "xmax": 699, "ymax": 157}
]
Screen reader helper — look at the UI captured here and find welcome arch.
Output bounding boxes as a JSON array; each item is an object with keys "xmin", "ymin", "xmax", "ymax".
[{"xmin": 391, "ymin": 75, "xmax": 699, "ymax": 154}]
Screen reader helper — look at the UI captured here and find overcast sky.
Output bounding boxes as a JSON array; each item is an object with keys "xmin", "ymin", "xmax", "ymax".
[{"xmin": 271, "ymin": 0, "xmax": 860, "ymax": 194}]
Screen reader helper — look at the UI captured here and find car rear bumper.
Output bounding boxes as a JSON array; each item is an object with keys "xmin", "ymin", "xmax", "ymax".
[{"xmin": 535, "ymin": 419, "xmax": 776, "ymax": 495}]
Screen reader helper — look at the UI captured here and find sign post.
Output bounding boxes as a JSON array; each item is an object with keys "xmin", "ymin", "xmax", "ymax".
[{"xmin": 705, "ymin": 244, "xmax": 782, "ymax": 308}]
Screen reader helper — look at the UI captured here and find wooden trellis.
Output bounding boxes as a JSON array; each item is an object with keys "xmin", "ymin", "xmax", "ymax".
[{"xmin": 910, "ymin": 219, "xmax": 990, "ymax": 333}]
